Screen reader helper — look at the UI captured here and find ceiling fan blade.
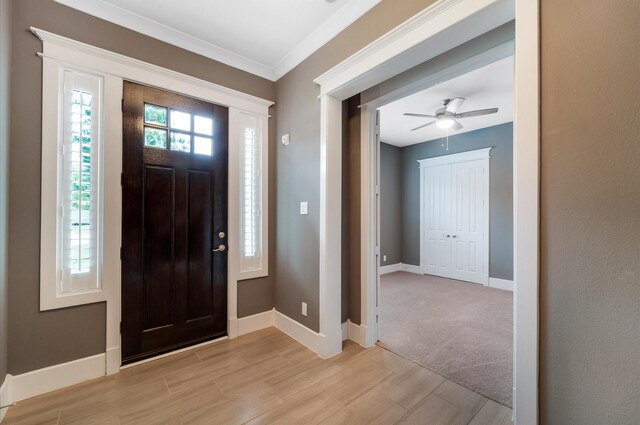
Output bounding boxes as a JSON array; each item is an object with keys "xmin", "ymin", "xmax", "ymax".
[
  {"xmin": 455, "ymin": 108, "xmax": 499, "ymax": 118},
  {"xmin": 410, "ymin": 121, "xmax": 436, "ymax": 131},
  {"xmin": 445, "ymin": 97, "xmax": 465, "ymax": 113},
  {"xmin": 404, "ymin": 113, "xmax": 436, "ymax": 118},
  {"xmin": 451, "ymin": 120, "xmax": 463, "ymax": 131}
]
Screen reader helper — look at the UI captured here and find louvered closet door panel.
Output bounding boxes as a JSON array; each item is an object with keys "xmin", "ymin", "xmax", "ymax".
[
  {"xmin": 450, "ymin": 160, "xmax": 485, "ymax": 284},
  {"xmin": 424, "ymin": 164, "xmax": 452, "ymax": 278}
]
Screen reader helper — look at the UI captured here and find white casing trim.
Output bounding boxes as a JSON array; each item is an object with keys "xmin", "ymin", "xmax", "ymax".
[
  {"xmin": 489, "ymin": 277, "xmax": 514, "ymax": 292},
  {"xmin": 10, "ymin": 354, "xmax": 105, "ymax": 404},
  {"xmin": 274, "ymin": 311, "xmax": 324, "ymax": 358},
  {"xmin": 0, "ymin": 376, "xmax": 11, "ymax": 422},
  {"xmin": 314, "ymin": 0, "xmax": 515, "ymax": 98},
  {"xmin": 315, "ymin": 0, "xmax": 537, "ymax": 422},
  {"xmin": 32, "ymin": 28, "xmax": 273, "ymax": 372},
  {"xmin": 31, "ymin": 28, "xmax": 273, "ymax": 116},
  {"xmin": 237, "ymin": 309, "xmax": 275, "ymax": 336},
  {"xmin": 53, "ymin": 0, "xmax": 382, "ymax": 81},
  {"xmin": 341, "ymin": 321, "xmax": 348, "ymax": 341}
]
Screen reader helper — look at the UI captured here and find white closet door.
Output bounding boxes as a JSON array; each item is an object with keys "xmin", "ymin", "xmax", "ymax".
[
  {"xmin": 423, "ymin": 164, "xmax": 452, "ymax": 278},
  {"xmin": 450, "ymin": 159, "xmax": 485, "ymax": 284}
]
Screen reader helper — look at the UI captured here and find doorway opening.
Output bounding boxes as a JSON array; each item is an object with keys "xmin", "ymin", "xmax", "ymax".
[{"xmin": 374, "ymin": 54, "xmax": 514, "ymax": 407}]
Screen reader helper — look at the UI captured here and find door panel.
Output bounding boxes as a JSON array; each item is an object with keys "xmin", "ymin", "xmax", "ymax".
[
  {"xmin": 451, "ymin": 160, "xmax": 485, "ymax": 284},
  {"xmin": 122, "ymin": 81, "xmax": 228, "ymax": 364},
  {"xmin": 424, "ymin": 164, "xmax": 452, "ymax": 278}
]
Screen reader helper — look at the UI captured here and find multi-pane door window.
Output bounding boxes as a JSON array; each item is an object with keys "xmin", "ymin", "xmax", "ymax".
[
  {"xmin": 60, "ymin": 70, "xmax": 103, "ymax": 294},
  {"xmin": 143, "ymin": 103, "xmax": 214, "ymax": 156},
  {"xmin": 239, "ymin": 113, "xmax": 262, "ymax": 272}
]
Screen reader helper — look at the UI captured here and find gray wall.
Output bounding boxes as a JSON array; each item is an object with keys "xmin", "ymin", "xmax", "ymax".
[
  {"xmin": 380, "ymin": 143, "xmax": 403, "ymax": 266},
  {"xmin": 0, "ymin": 0, "xmax": 11, "ymax": 388},
  {"xmin": 275, "ymin": 0, "xmax": 438, "ymax": 332},
  {"xmin": 394, "ymin": 123, "xmax": 514, "ymax": 280},
  {"xmin": 540, "ymin": 0, "xmax": 640, "ymax": 423},
  {"xmin": 8, "ymin": 0, "xmax": 276, "ymax": 375}
]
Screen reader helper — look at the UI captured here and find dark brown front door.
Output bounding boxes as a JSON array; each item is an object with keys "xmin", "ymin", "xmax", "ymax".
[{"xmin": 121, "ymin": 81, "xmax": 228, "ymax": 364}]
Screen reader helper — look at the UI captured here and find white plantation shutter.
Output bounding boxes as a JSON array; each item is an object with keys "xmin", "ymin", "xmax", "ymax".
[
  {"xmin": 239, "ymin": 113, "xmax": 262, "ymax": 272},
  {"xmin": 60, "ymin": 70, "xmax": 103, "ymax": 294}
]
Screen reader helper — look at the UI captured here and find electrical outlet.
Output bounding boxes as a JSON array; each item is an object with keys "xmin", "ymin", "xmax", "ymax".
[
  {"xmin": 300, "ymin": 201, "xmax": 309, "ymax": 215},
  {"xmin": 383, "ymin": 255, "xmax": 387, "ymax": 262},
  {"xmin": 282, "ymin": 133, "xmax": 290, "ymax": 146},
  {"xmin": 302, "ymin": 302, "xmax": 308, "ymax": 317}
]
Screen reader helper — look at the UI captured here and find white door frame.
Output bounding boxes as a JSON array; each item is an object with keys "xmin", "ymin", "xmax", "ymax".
[
  {"xmin": 314, "ymin": 0, "xmax": 538, "ymax": 423},
  {"xmin": 418, "ymin": 148, "xmax": 491, "ymax": 286},
  {"xmin": 33, "ymin": 28, "xmax": 273, "ymax": 374}
]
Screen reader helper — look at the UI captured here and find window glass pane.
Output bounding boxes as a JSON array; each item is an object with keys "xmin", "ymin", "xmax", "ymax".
[
  {"xmin": 194, "ymin": 136, "xmax": 212, "ymax": 156},
  {"xmin": 194, "ymin": 115, "xmax": 213, "ymax": 136},
  {"xmin": 171, "ymin": 132, "xmax": 191, "ymax": 152},
  {"xmin": 170, "ymin": 110, "xmax": 191, "ymax": 131},
  {"xmin": 242, "ymin": 126, "xmax": 258, "ymax": 258},
  {"xmin": 144, "ymin": 104, "xmax": 167, "ymax": 126},
  {"xmin": 144, "ymin": 127, "xmax": 167, "ymax": 149}
]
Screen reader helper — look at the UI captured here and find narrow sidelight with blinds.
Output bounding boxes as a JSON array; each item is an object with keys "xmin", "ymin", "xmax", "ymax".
[
  {"xmin": 238, "ymin": 113, "xmax": 263, "ymax": 273},
  {"xmin": 40, "ymin": 67, "xmax": 104, "ymax": 310},
  {"xmin": 61, "ymin": 71, "xmax": 103, "ymax": 293}
]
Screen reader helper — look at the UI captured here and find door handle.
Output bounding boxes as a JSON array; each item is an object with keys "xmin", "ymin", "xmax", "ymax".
[
  {"xmin": 442, "ymin": 234, "xmax": 451, "ymax": 238},
  {"xmin": 212, "ymin": 244, "xmax": 226, "ymax": 252}
]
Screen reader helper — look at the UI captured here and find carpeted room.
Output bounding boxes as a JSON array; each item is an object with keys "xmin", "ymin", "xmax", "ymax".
[{"xmin": 376, "ymin": 60, "xmax": 514, "ymax": 407}]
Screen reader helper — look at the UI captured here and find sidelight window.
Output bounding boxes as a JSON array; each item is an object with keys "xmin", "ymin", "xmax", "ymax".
[{"xmin": 41, "ymin": 68, "xmax": 105, "ymax": 310}]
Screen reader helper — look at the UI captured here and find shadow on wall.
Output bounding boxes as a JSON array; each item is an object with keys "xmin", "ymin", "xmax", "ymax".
[{"xmin": 380, "ymin": 122, "xmax": 513, "ymax": 281}]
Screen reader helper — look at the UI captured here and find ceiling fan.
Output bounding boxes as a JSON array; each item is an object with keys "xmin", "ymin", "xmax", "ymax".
[{"xmin": 404, "ymin": 97, "xmax": 498, "ymax": 131}]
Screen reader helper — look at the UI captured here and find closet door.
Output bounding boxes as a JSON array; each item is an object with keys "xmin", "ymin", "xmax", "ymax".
[
  {"xmin": 423, "ymin": 164, "xmax": 452, "ymax": 278},
  {"xmin": 450, "ymin": 159, "xmax": 485, "ymax": 284}
]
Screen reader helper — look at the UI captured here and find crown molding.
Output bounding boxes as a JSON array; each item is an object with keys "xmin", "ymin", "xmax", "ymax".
[
  {"xmin": 54, "ymin": 0, "xmax": 382, "ymax": 82},
  {"xmin": 272, "ymin": 0, "xmax": 382, "ymax": 80}
]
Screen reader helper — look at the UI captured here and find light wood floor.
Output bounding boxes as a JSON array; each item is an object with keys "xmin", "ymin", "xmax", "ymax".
[{"xmin": 3, "ymin": 328, "xmax": 512, "ymax": 425}]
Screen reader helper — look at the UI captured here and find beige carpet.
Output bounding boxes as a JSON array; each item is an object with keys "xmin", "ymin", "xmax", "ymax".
[{"xmin": 378, "ymin": 271, "xmax": 513, "ymax": 407}]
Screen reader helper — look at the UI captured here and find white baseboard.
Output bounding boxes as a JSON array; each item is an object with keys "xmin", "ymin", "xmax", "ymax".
[
  {"xmin": 237, "ymin": 309, "xmax": 275, "ymax": 336},
  {"xmin": 0, "ymin": 375, "xmax": 12, "ymax": 422},
  {"xmin": 400, "ymin": 263, "xmax": 422, "ymax": 274},
  {"xmin": 10, "ymin": 353, "xmax": 106, "ymax": 404},
  {"xmin": 380, "ymin": 263, "xmax": 402, "ymax": 275},
  {"xmin": 347, "ymin": 320, "xmax": 365, "ymax": 346},
  {"xmin": 274, "ymin": 311, "xmax": 323, "ymax": 356},
  {"xmin": 489, "ymin": 277, "xmax": 514, "ymax": 291}
]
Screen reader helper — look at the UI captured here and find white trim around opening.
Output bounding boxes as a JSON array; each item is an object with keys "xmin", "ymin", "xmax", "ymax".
[
  {"xmin": 32, "ymin": 27, "xmax": 273, "ymax": 375},
  {"xmin": 314, "ymin": 0, "xmax": 537, "ymax": 423}
]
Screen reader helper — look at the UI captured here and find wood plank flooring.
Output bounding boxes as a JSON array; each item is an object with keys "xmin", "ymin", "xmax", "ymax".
[{"xmin": 2, "ymin": 328, "xmax": 512, "ymax": 425}]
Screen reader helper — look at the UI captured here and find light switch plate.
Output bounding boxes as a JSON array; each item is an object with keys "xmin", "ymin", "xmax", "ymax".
[
  {"xmin": 282, "ymin": 133, "xmax": 290, "ymax": 146},
  {"xmin": 300, "ymin": 201, "xmax": 308, "ymax": 215},
  {"xmin": 302, "ymin": 302, "xmax": 308, "ymax": 316}
]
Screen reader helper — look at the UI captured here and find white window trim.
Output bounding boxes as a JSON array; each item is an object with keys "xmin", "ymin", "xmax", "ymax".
[
  {"xmin": 40, "ymin": 61, "xmax": 108, "ymax": 310},
  {"xmin": 34, "ymin": 27, "xmax": 272, "ymax": 373},
  {"xmin": 229, "ymin": 109, "xmax": 269, "ymax": 281}
]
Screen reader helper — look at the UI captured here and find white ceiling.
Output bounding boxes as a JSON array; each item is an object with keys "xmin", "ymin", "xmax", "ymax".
[
  {"xmin": 379, "ymin": 56, "xmax": 514, "ymax": 147},
  {"xmin": 54, "ymin": 0, "xmax": 382, "ymax": 81}
]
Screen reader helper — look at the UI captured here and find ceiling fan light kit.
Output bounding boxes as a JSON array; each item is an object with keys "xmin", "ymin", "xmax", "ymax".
[{"xmin": 404, "ymin": 97, "xmax": 499, "ymax": 134}]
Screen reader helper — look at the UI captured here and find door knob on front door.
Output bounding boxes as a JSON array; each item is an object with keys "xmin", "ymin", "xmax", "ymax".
[{"xmin": 212, "ymin": 244, "xmax": 226, "ymax": 252}]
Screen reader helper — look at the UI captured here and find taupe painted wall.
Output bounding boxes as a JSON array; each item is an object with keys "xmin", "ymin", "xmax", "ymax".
[
  {"xmin": 394, "ymin": 123, "xmax": 514, "ymax": 280},
  {"xmin": 8, "ymin": 0, "xmax": 276, "ymax": 375},
  {"xmin": 540, "ymin": 0, "xmax": 640, "ymax": 423},
  {"xmin": 0, "ymin": 0, "xmax": 11, "ymax": 388},
  {"xmin": 341, "ymin": 96, "xmax": 361, "ymax": 324},
  {"xmin": 380, "ymin": 142, "xmax": 403, "ymax": 266},
  {"xmin": 275, "ymin": 0, "xmax": 438, "ymax": 332}
]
